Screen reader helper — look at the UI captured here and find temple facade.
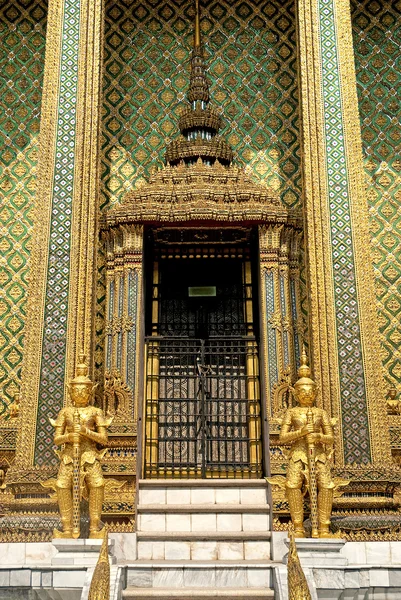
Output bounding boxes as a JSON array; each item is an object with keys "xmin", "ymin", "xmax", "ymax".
[{"xmin": 1, "ymin": 0, "xmax": 401, "ymax": 580}]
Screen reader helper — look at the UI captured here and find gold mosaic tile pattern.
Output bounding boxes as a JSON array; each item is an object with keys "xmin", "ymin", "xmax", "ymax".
[
  {"xmin": 352, "ymin": 0, "xmax": 401, "ymax": 391},
  {"xmin": 0, "ymin": 0, "xmax": 47, "ymax": 407}
]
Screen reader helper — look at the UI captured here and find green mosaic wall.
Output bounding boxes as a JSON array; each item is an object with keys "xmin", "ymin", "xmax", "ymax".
[
  {"xmin": 0, "ymin": 0, "xmax": 47, "ymax": 410},
  {"xmin": 352, "ymin": 0, "xmax": 401, "ymax": 392},
  {"xmin": 102, "ymin": 0, "xmax": 301, "ymax": 210}
]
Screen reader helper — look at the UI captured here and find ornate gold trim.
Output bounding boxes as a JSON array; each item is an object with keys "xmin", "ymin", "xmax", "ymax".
[
  {"xmin": 14, "ymin": 0, "xmax": 64, "ymax": 468},
  {"xmin": 65, "ymin": 0, "xmax": 104, "ymax": 380},
  {"xmin": 334, "ymin": 0, "xmax": 391, "ymax": 464},
  {"xmin": 297, "ymin": 0, "xmax": 345, "ymax": 464}
]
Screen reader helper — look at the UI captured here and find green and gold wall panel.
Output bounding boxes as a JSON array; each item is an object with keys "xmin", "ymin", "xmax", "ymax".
[
  {"xmin": 352, "ymin": 0, "xmax": 401, "ymax": 393},
  {"xmin": 102, "ymin": 0, "xmax": 301, "ymax": 210},
  {"xmin": 0, "ymin": 0, "xmax": 47, "ymax": 409}
]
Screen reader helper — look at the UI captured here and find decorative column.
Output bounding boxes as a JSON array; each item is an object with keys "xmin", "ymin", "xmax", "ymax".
[
  {"xmin": 297, "ymin": 0, "xmax": 391, "ymax": 464},
  {"xmin": 259, "ymin": 224, "xmax": 301, "ymax": 420},
  {"xmin": 13, "ymin": 0, "xmax": 104, "ymax": 471},
  {"xmin": 104, "ymin": 224, "xmax": 144, "ymax": 427}
]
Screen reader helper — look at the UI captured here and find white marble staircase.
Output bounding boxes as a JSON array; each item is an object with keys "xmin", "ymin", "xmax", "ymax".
[{"xmin": 122, "ymin": 479, "xmax": 274, "ymax": 599}]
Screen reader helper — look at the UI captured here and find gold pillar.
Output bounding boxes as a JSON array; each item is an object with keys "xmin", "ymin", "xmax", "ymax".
[
  {"xmin": 14, "ymin": 0, "xmax": 104, "ymax": 469},
  {"xmin": 243, "ymin": 260, "xmax": 262, "ymax": 473},
  {"xmin": 297, "ymin": 0, "xmax": 391, "ymax": 464},
  {"xmin": 144, "ymin": 258, "xmax": 160, "ymax": 475},
  {"xmin": 104, "ymin": 224, "xmax": 144, "ymax": 425}
]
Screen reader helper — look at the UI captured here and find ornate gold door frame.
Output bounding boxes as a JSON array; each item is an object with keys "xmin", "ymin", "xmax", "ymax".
[{"xmin": 143, "ymin": 230, "xmax": 263, "ymax": 479}]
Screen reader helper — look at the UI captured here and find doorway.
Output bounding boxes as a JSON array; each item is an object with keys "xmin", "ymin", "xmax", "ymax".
[{"xmin": 143, "ymin": 228, "xmax": 263, "ymax": 478}]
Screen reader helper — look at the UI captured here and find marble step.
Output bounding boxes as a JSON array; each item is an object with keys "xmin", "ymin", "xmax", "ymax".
[
  {"xmin": 138, "ymin": 511, "xmax": 270, "ymax": 534},
  {"xmin": 139, "ymin": 479, "xmax": 268, "ymax": 487},
  {"xmin": 138, "ymin": 480, "xmax": 268, "ymax": 507},
  {"xmin": 126, "ymin": 560, "xmax": 274, "ymax": 589},
  {"xmin": 137, "ymin": 536, "xmax": 271, "ymax": 561},
  {"xmin": 122, "ymin": 588, "xmax": 274, "ymax": 599},
  {"xmin": 137, "ymin": 504, "xmax": 270, "ymax": 513},
  {"xmin": 137, "ymin": 532, "xmax": 271, "ymax": 541}
]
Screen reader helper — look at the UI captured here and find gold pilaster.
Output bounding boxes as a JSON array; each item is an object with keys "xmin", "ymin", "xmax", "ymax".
[
  {"xmin": 13, "ymin": 0, "xmax": 67, "ymax": 468},
  {"xmin": 14, "ymin": 0, "xmax": 104, "ymax": 470},
  {"xmin": 259, "ymin": 224, "xmax": 283, "ymax": 420},
  {"xmin": 297, "ymin": 0, "xmax": 391, "ymax": 464},
  {"xmin": 65, "ymin": 0, "xmax": 104, "ymax": 378},
  {"xmin": 334, "ymin": 0, "xmax": 391, "ymax": 465}
]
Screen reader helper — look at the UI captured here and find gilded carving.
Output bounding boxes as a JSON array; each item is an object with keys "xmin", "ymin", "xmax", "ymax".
[
  {"xmin": 44, "ymin": 353, "xmax": 112, "ymax": 539},
  {"xmin": 104, "ymin": 369, "xmax": 132, "ymax": 420},
  {"xmin": 270, "ymin": 349, "xmax": 337, "ymax": 538},
  {"xmin": 296, "ymin": 0, "xmax": 392, "ymax": 466}
]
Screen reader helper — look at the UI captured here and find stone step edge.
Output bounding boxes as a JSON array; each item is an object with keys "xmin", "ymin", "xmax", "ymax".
[
  {"xmin": 137, "ymin": 531, "xmax": 271, "ymax": 541},
  {"xmin": 138, "ymin": 480, "xmax": 267, "ymax": 488},
  {"xmin": 126, "ymin": 560, "xmax": 275, "ymax": 567},
  {"xmin": 122, "ymin": 588, "xmax": 274, "ymax": 598},
  {"xmin": 137, "ymin": 504, "xmax": 270, "ymax": 513}
]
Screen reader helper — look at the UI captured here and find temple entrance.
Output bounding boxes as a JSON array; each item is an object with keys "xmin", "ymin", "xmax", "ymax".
[{"xmin": 143, "ymin": 228, "xmax": 263, "ymax": 479}]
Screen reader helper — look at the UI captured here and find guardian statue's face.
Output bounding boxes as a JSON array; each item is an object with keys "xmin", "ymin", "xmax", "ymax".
[
  {"xmin": 71, "ymin": 383, "xmax": 92, "ymax": 407},
  {"xmin": 294, "ymin": 383, "xmax": 316, "ymax": 407}
]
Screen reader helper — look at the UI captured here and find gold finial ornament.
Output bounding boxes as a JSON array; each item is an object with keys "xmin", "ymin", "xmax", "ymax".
[
  {"xmin": 188, "ymin": 0, "xmax": 209, "ymax": 104},
  {"xmin": 48, "ymin": 349, "xmax": 112, "ymax": 539},
  {"xmin": 88, "ymin": 531, "xmax": 110, "ymax": 600},
  {"xmin": 70, "ymin": 350, "xmax": 92, "ymax": 385},
  {"xmin": 296, "ymin": 345, "xmax": 314, "ymax": 382},
  {"xmin": 279, "ymin": 348, "xmax": 336, "ymax": 538},
  {"xmin": 287, "ymin": 528, "xmax": 312, "ymax": 600},
  {"xmin": 194, "ymin": 0, "xmax": 201, "ymax": 48}
]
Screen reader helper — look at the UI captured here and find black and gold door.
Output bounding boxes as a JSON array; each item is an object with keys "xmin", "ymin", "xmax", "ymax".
[{"xmin": 144, "ymin": 230, "xmax": 263, "ymax": 478}]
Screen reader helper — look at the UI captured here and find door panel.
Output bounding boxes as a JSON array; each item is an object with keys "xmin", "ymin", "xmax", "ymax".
[{"xmin": 144, "ymin": 242, "xmax": 262, "ymax": 479}]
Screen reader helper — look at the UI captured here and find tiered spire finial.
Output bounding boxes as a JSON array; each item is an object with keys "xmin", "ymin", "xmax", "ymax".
[
  {"xmin": 294, "ymin": 345, "xmax": 316, "ymax": 388},
  {"xmin": 165, "ymin": 0, "xmax": 233, "ymax": 166},
  {"xmin": 194, "ymin": 0, "xmax": 201, "ymax": 48},
  {"xmin": 188, "ymin": 0, "xmax": 209, "ymax": 104}
]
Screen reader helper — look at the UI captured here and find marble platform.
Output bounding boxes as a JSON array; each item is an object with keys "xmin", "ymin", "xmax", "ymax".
[
  {"xmin": 283, "ymin": 537, "xmax": 348, "ymax": 567},
  {"xmin": 1, "ymin": 530, "xmax": 401, "ymax": 599},
  {"xmin": 272, "ymin": 536, "xmax": 401, "ymax": 600},
  {"xmin": 52, "ymin": 537, "xmax": 117, "ymax": 566}
]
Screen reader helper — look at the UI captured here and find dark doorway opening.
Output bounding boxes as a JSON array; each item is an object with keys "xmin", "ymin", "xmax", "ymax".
[{"xmin": 143, "ymin": 228, "xmax": 263, "ymax": 479}]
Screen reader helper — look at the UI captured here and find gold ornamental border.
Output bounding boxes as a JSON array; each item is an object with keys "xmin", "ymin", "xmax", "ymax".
[
  {"xmin": 65, "ymin": 0, "xmax": 104, "ymax": 381},
  {"xmin": 15, "ymin": 0, "xmax": 65, "ymax": 468},
  {"xmin": 334, "ymin": 0, "xmax": 391, "ymax": 464},
  {"xmin": 297, "ymin": 0, "xmax": 344, "ymax": 462},
  {"xmin": 15, "ymin": 0, "xmax": 104, "ymax": 469}
]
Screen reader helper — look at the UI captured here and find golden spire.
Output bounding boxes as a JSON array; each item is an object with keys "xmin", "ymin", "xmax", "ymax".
[
  {"xmin": 294, "ymin": 344, "xmax": 316, "ymax": 388},
  {"xmin": 194, "ymin": 0, "xmax": 201, "ymax": 48},
  {"xmin": 166, "ymin": 0, "xmax": 233, "ymax": 166},
  {"xmin": 188, "ymin": 0, "xmax": 209, "ymax": 103},
  {"xmin": 88, "ymin": 532, "xmax": 110, "ymax": 600},
  {"xmin": 287, "ymin": 529, "xmax": 312, "ymax": 600}
]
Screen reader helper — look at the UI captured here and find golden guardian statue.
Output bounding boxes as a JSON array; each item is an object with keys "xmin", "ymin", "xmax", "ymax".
[
  {"xmin": 279, "ymin": 348, "xmax": 335, "ymax": 538},
  {"xmin": 50, "ymin": 352, "xmax": 112, "ymax": 539}
]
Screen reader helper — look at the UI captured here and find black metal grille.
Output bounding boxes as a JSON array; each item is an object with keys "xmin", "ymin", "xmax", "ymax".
[
  {"xmin": 144, "ymin": 239, "xmax": 262, "ymax": 479},
  {"xmin": 152, "ymin": 255, "xmax": 252, "ymax": 338},
  {"xmin": 144, "ymin": 337, "xmax": 262, "ymax": 478}
]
